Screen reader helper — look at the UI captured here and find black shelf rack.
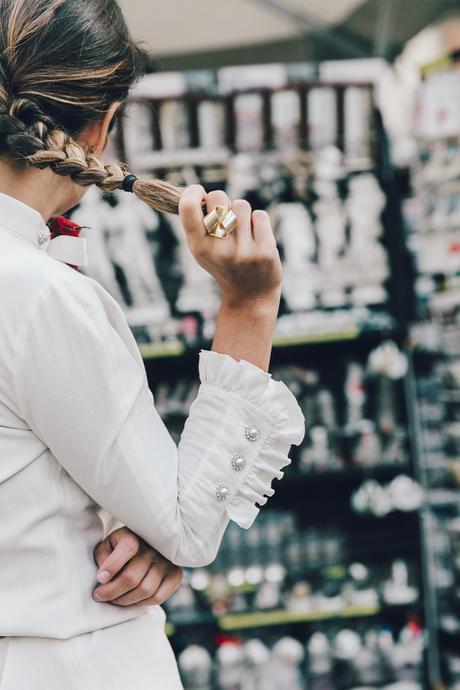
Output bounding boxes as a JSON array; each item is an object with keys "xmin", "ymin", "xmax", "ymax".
[{"xmin": 113, "ymin": 69, "xmax": 433, "ymax": 689}]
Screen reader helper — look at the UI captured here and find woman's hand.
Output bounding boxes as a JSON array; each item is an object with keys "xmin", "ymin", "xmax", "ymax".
[
  {"xmin": 178, "ymin": 185, "xmax": 282, "ymax": 310},
  {"xmin": 92, "ymin": 527, "xmax": 182, "ymax": 606}
]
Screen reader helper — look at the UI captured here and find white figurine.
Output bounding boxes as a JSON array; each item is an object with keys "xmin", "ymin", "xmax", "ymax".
[
  {"xmin": 269, "ymin": 202, "xmax": 318, "ymax": 311},
  {"xmin": 346, "ymin": 174, "xmax": 389, "ymax": 305},
  {"xmin": 166, "ymin": 213, "xmax": 221, "ymax": 317},
  {"xmin": 264, "ymin": 637, "xmax": 304, "ymax": 690},
  {"xmin": 70, "ymin": 186, "xmax": 125, "ymax": 305},
  {"xmin": 240, "ymin": 639, "xmax": 271, "ymax": 690},
  {"xmin": 102, "ymin": 191, "xmax": 171, "ymax": 330},
  {"xmin": 178, "ymin": 645, "xmax": 213, "ymax": 690},
  {"xmin": 314, "ymin": 195, "xmax": 348, "ymax": 307},
  {"xmin": 217, "ymin": 642, "xmax": 245, "ymax": 690}
]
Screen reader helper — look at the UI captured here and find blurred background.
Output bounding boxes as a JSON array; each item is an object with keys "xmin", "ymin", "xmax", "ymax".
[{"xmin": 72, "ymin": 2, "xmax": 460, "ymax": 689}]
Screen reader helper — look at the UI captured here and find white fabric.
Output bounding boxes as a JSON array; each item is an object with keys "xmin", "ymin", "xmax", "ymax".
[
  {"xmin": 0, "ymin": 193, "xmax": 88, "ymax": 267},
  {"xmin": 0, "ymin": 190, "xmax": 305, "ymax": 644},
  {"xmin": 0, "ymin": 608, "xmax": 184, "ymax": 690},
  {"xmin": 45, "ymin": 232, "xmax": 88, "ymax": 267}
]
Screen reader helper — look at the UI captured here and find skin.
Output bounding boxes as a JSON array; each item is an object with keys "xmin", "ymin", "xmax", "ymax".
[
  {"xmin": 0, "ymin": 99, "xmax": 282, "ymax": 605},
  {"xmin": 92, "ymin": 527, "xmax": 182, "ymax": 606}
]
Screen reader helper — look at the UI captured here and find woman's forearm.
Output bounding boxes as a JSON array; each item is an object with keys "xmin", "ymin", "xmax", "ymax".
[{"xmin": 211, "ymin": 291, "xmax": 281, "ymax": 372}]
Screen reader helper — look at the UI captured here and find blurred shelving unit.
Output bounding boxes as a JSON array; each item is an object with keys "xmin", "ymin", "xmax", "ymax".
[
  {"xmin": 401, "ymin": 60, "xmax": 460, "ymax": 690},
  {"xmin": 78, "ymin": 62, "xmax": 432, "ymax": 689}
]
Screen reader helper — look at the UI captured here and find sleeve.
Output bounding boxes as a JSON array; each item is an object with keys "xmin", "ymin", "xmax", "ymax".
[{"xmin": 13, "ymin": 277, "xmax": 305, "ymax": 568}]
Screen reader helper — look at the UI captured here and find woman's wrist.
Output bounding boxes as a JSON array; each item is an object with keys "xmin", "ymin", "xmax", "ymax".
[
  {"xmin": 220, "ymin": 288, "xmax": 281, "ymax": 317},
  {"xmin": 212, "ymin": 290, "xmax": 281, "ymax": 372}
]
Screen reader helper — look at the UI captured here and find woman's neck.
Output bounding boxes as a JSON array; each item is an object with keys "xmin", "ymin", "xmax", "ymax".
[{"xmin": 0, "ymin": 158, "xmax": 84, "ymax": 222}]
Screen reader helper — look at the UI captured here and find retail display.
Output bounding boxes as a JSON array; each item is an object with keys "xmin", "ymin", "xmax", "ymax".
[
  {"xmin": 67, "ymin": 60, "xmax": 445, "ymax": 688},
  {"xmin": 402, "ymin": 66, "xmax": 460, "ymax": 690}
]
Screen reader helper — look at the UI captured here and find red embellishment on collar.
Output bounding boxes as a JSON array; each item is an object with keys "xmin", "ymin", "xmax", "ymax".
[{"xmin": 48, "ymin": 216, "xmax": 82, "ymax": 270}]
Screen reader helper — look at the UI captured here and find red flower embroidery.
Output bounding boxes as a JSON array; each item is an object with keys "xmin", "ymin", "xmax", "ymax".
[{"xmin": 48, "ymin": 216, "xmax": 82, "ymax": 270}]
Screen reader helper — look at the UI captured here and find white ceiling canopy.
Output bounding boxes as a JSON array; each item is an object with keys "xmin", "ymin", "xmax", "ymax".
[
  {"xmin": 117, "ymin": 0, "xmax": 456, "ymax": 67},
  {"xmin": 254, "ymin": 0, "xmax": 366, "ymax": 27},
  {"xmin": 117, "ymin": 0, "xmax": 367, "ymax": 57}
]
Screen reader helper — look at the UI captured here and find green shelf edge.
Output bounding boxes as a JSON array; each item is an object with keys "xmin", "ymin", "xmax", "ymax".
[
  {"xmin": 138, "ymin": 339, "xmax": 186, "ymax": 360},
  {"xmin": 272, "ymin": 328, "xmax": 359, "ymax": 347},
  {"xmin": 218, "ymin": 604, "xmax": 381, "ymax": 630},
  {"xmin": 138, "ymin": 328, "xmax": 368, "ymax": 361},
  {"xmin": 165, "ymin": 604, "xmax": 381, "ymax": 636}
]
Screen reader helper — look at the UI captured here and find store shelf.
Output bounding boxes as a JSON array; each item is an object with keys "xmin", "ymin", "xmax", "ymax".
[
  {"xmin": 271, "ymin": 328, "xmax": 360, "ymax": 347},
  {"xmin": 138, "ymin": 338, "xmax": 186, "ymax": 359},
  {"xmin": 282, "ymin": 464, "xmax": 410, "ymax": 487},
  {"xmin": 138, "ymin": 325, "xmax": 395, "ymax": 362},
  {"xmin": 132, "ymin": 146, "xmax": 231, "ymax": 170},
  {"xmin": 164, "ymin": 600, "xmax": 419, "ymax": 637},
  {"xmin": 218, "ymin": 604, "xmax": 381, "ymax": 630},
  {"xmin": 110, "ymin": 67, "xmax": 431, "ymax": 686}
]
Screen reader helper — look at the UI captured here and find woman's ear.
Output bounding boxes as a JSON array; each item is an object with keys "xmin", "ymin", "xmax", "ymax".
[{"xmin": 76, "ymin": 101, "xmax": 121, "ymax": 154}]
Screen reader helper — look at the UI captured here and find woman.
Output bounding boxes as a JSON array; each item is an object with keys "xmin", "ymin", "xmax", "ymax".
[{"xmin": 0, "ymin": 1, "xmax": 305, "ymax": 688}]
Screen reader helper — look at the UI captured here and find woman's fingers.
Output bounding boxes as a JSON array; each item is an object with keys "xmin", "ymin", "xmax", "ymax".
[
  {"xmin": 252, "ymin": 209, "xmax": 277, "ymax": 250},
  {"xmin": 232, "ymin": 199, "xmax": 254, "ymax": 257},
  {"xmin": 178, "ymin": 184, "xmax": 281, "ymax": 304},
  {"xmin": 205, "ymin": 189, "xmax": 231, "ymax": 215},
  {"xmin": 92, "ymin": 526, "xmax": 183, "ymax": 607},
  {"xmin": 95, "ymin": 529, "xmax": 140, "ymax": 584},
  {"xmin": 179, "ymin": 185, "xmax": 235, "ymax": 243},
  {"xmin": 130, "ymin": 565, "xmax": 183, "ymax": 608},
  {"xmin": 111, "ymin": 563, "xmax": 182, "ymax": 607},
  {"xmin": 93, "ymin": 537, "xmax": 112, "ymax": 569},
  {"xmin": 178, "ymin": 183, "xmax": 207, "ymax": 239},
  {"xmin": 134, "ymin": 565, "xmax": 183, "ymax": 607},
  {"xmin": 92, "ymin": 551, "xmax": 157, "ymax": 603}
]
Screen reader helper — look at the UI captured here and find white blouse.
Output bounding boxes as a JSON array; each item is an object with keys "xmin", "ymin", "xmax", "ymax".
[{"xmin": 0, "ymin": 191, "xmax": 305, "ymax": 640}]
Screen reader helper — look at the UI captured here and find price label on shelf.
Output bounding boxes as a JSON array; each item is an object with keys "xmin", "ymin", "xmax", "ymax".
[{"xmin": 416, "ymin": 71, "xmax": 460, "ymax": 140}]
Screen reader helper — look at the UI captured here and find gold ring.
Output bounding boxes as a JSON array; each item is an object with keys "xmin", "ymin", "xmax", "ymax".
[{"xmin": 204, "ymin": 205, "xmax": 237, "ymax": 239}]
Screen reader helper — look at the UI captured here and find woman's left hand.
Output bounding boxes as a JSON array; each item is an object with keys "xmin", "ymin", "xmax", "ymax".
[{"xmin": 92, "ymin": 527, "xmax": 183, "ymax": 606}]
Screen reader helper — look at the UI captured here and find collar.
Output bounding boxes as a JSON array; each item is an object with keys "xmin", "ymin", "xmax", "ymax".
[{"xmin": 0, "ymin": 191, "xmax": 88, "ymax": 267}]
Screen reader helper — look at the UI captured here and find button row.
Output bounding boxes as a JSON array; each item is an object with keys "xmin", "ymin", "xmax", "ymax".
[{"xmin": 215, "ymin": 424, "xmax": 261, "ymax": 502}]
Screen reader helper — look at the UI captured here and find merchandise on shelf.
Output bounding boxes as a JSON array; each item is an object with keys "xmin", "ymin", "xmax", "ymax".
[
  {"xmin": 402, "ymin": 64, "xmax": 460, "ymax": 690},
  {"xmin": 67, "ymin": 60, "xmax": 431, "ymax": 689}
]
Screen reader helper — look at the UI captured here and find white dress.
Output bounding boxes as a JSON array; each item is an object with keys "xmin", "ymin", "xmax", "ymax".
[{"xmin": 0, "ymin": 191, "xmax": 305, "ymax": 689}]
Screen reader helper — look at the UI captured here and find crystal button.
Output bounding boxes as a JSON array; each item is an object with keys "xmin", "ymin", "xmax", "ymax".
[
  {"xmin": 231, "ymin": 454, "xmax": 246, "ymax": 471},
  {"xmin": 245, "ymin": 426, "xmax": 261, "ymax": 442},
  {"xmin": 37, "ymin": 227, "xmax": 50, "ymax": 246},
  {"xmin": 216, "ymin": 484, "xmax": 230, "ymax": 502}
]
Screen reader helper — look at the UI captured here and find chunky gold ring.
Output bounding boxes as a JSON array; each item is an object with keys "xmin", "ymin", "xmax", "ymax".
[{"xmin": 204, "ymin": 205, "xmax": 237, "ymax": 239}]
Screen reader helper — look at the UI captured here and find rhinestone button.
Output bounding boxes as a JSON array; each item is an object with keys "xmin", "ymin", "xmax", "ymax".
[
  {"xmin": 216, "ymin": 483, "xmax": 230, "ymax": 502},
  {"xmin": 231, "ymin": 454, "xmax": 246, "ymax": 471},
  {"xmin": 37, "ymin": 227, "xmax": 50, "ymax": 246},
  {"xmin": 245, "ymin": 426, "xmax": 261, "ymax": 442}
]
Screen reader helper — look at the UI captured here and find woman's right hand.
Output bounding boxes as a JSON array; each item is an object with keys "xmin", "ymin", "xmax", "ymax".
[{"xmin": 178, "ymin": 185, "xmax": 282, "ymax": 310}]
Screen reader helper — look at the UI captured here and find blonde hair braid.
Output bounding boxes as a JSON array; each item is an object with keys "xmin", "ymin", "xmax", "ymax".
[
  {"xmin": 4, "ymin": 98, "xmax": 189, "ymax": 215},
  {"xmin": 0, "ymin": 0, "xmax": 198, "ymax": 216}
]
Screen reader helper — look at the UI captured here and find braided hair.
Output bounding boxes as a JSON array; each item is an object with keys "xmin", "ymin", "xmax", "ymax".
[{"xmin": 0, "ymin": 0, "xmax": 186, "ymax": 214}]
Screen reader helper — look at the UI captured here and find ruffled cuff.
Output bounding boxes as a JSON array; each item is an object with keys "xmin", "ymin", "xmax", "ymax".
[{"xmin": 197, "ymin": 350, "xmax": 305, "ymax": 529}]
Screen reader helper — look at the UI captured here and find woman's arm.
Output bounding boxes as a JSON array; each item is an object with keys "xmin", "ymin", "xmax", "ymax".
[
  {"xmin": 179, "ymin": 187, "xmax": 282, "ymax": 372},
  {"xmin": 212, "ymin": 298, "xmax": 278, "ymax": 371},
  {"xmin": 14, "ymin": 274, "xmax": 303, "ymax": 568},
  {"xmin": 13, "ymin": 188, "xmax": 305, "ymax": 569}
]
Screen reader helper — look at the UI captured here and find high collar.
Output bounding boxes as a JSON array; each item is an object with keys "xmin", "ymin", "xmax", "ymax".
[
  {"xmin": 0, "ymin": 191, "xmax": 88, "ymax": 267},
  {"xmin": 0, "ymin": 191, "xmax": 50, "ymax": 248}
]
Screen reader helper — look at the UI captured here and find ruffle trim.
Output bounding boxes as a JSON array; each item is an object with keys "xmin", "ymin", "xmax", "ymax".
[{"xmin": 198, "ymin": 350, "xmax": 306, "ymax": 529}]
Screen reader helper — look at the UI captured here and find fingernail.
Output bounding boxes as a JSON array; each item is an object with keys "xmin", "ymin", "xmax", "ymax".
[
  {"xmin": 93, "ymin": 590, "xmax": 102, "ymax": 602},
  {"xmin": 97, "ymin": 570, "xmax": 110, "ymax": 584}
]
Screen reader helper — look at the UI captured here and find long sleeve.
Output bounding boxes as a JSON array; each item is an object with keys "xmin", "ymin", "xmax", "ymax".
[{"xmin": 13, "ymin": 274, "xmax": 305, "ymax": 568}]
